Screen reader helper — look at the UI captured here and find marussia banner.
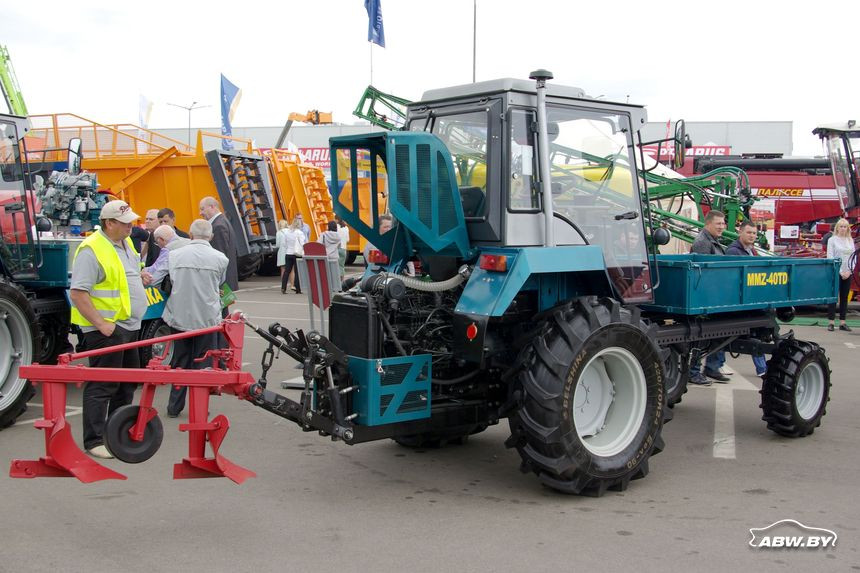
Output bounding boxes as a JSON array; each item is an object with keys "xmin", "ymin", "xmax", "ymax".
[
  {"xmin": 298, "ymin": 147, "xmax": 331, "ymax": 169},
  {"xmin": 640, "ymin": 145, "xmax": 731, "ymax": 160}
]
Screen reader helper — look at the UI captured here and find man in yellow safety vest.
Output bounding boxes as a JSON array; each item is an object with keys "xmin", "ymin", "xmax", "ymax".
[{"xmin": 69, "ymin": 200, "xmax": 150, "ymax": 459}]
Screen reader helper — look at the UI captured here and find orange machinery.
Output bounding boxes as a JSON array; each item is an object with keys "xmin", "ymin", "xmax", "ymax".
[
  {"xmin": 25, "ymin": 113, "xmax": 337, "ymax": 274},
  {"xmin": 26, "ymin": 114, "xmax": 334, "ymax": 232}
]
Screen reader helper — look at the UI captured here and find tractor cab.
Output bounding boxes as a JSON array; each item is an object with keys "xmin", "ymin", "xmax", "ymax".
[
  {"xmin": 331, "ymin": 76, "xmax": 663, "ymax": 304},
  {"xmin": 0, "ymin": 115, "xmax": 39, "ymax": 279},
  {"xmin": 813, "ymin": 122, "xmax": 860, "ymax": 214}
]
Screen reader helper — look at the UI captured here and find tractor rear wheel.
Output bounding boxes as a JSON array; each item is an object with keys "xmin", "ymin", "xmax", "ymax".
[
  {"xmin": 760, "ymin": 339, "xmax": 830, "ymax": 437},
  {"xmin": 0, "ymin": 279, "xmax": 37, "ymax": 429},
  {"xmin": 508, "ymin": 297, "xmax": 666, "ymax": 496}
]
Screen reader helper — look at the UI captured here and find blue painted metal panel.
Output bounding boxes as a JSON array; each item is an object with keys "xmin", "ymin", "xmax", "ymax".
[
  {"xmin": 383, "ymin": 132, "xmax": 471, "ymax": 259},
  {"xmin": 329, "ymin": 132, "xmax": 472, "ymax": 267},
  {"xmin": 455, "ymin": 245, "xmax": 607, "ymax": 317},
  {"xmin": 348, "ymin": 354, "xmax": 432, "ymax": 426},
  {"xmin": 643, "ymin": 254, "xmax": 839, "ymax": 315},
  {"xmin": 141, "ymin": 287, "xmax": 168, "ymax": 321},
  {"xmin": 16, "ymin": 242, "xmax": 70, "ymax": 288}
]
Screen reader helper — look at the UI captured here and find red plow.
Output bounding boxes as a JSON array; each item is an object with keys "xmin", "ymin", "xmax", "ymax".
[{"xmin": 10, "ymin": 313, "xmax": 262, "ymax": 484}]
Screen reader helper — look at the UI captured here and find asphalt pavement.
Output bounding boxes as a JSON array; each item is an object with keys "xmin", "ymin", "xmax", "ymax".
[{"xmin": 1, "ymin": 274, "xmax": 858, "ymax": 572}]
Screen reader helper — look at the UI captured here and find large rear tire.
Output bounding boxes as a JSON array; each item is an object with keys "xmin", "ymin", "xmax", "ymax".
[
  {"xmin": 508, "ymin": 297, "xmax": 666, "ymax": 496},
  {"xmin": 760, "ymin": 339, "xmax": 830, "ymax": 437},
  {"xmin": 0, "ymin": 279, "xmax": 37, "ymax": 429}
]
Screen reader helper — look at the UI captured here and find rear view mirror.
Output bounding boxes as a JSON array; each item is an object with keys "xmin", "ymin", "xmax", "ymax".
[
  {"xmin": 68, "ymin": 138, "xmax": 82, "ymax": 176},
  {"xmin": 653, "ymin": 227, "xmax": 671, "ymax": 246},
  {"xmin": 673, "ymin": 120, "xmax": 686, "ymax": 170}
]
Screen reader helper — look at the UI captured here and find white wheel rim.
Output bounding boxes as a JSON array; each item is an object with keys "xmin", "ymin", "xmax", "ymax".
[
  {"xmin": 795, "ymin": 361, "xmax": 825, "ymax": 420},
  {"xmin": 573, "ymin": 346, "xmax": 647, "ymax": 457},
  {"xmin": 0, "ymin": 302, "xmax": 32, "ymax": 410}
]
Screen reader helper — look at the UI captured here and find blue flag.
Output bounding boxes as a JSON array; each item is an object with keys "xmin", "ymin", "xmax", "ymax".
[
  {"xmin": 220, "ymin": 74, "xmax": 242, "ymax": 151},
  {"xmin": 365, "ymin": 0, "xmax": 385, "ymax": 48}
]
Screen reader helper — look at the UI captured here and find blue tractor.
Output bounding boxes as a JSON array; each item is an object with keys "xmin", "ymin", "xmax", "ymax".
[{"xmin": 182, "ymin": 74, "xmax": 839, "ymax": 494}]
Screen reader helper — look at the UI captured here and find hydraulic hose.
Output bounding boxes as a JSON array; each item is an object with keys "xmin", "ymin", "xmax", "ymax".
[{"xmin": 376, "ymin": 265, "xmax": 471, "ymax": 293}]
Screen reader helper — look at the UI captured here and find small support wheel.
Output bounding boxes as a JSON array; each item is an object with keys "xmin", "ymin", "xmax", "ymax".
[{"xmin": 105, "ymin": 405, "xmax": 164, "ymax": 463}]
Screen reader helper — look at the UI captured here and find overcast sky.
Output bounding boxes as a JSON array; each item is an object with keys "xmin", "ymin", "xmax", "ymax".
[{"xmin": 5, "ymin": 0, "xmax": 857, "ymax": 155}]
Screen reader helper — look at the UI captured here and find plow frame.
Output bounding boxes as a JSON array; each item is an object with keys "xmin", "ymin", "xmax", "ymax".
[{"xmin": 10, "ymin": 314, "xmax": 258, "ymax": 484}]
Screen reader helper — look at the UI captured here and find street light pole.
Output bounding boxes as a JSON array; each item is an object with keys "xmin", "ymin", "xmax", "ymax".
[{"xmin": 167, "ymin": 101, "xmax": 211, "ymax": 148}]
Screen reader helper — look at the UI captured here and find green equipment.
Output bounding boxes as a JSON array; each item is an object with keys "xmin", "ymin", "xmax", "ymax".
[{"xmin": 0, "ymin": 46, "xmax": 28, "ymax": 116}]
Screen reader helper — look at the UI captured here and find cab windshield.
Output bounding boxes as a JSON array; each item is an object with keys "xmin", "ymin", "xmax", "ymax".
[
  {"xmin": 824, "ymin": 133, "xmax": 860, "ymax": 210},
  {"xmin": 543, "ymin": 108, "xmax": 651, "ymax": 302}
]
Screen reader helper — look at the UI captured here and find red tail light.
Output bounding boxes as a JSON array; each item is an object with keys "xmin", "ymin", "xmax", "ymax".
[
  {"xmin": 368, "ymin": 250, "xmax": 389, "ymax": 264},
  {"xmin": 479, "ymin": 254, "xmax": 507, "ymax": 272}
]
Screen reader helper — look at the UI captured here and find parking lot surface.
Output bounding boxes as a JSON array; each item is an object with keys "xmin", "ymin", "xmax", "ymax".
[{"xmin": 2, "ymin": 275, "xmax": 858, "ymax": 572}]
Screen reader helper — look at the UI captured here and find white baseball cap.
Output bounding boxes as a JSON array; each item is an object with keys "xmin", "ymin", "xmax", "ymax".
[{"xmin": 100, "ymin": 200, "xmax": 139, "ymax": 224}]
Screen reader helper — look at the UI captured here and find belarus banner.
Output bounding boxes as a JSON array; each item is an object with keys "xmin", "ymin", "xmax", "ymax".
[
  {"xmin": 220, "ymin": 74, "xmax": 242, "ymax": 151},
  {"xmin": 365, "ymin": 0, "xmax": 385, "ymax": 47}
]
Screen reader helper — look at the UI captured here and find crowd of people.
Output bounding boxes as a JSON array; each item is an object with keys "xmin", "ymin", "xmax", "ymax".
[
  {"xmin": 274, "ymin": 215, "xmax": 351, "ymax": 294},
  {"xmin": 69, "ymin": 199, "xmax": 361, "ymax": 458},
  {"xmin": 69, "ymin": 197, "xmax": 239, "ymax": 458}
]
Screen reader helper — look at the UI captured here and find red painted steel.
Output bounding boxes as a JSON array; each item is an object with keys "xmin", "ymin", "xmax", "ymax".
[
  {"xmin": 303, "ymin": 241, "xmax": 333, "ymax": 310},
  {"xmin": 10, "ymin": 313, "xmax": 258, "ymax": 483}
]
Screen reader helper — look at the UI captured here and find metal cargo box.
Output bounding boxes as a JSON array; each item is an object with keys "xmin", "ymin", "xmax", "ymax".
[{"xmin": 642, "ymin": 254, "xmax": 839, "ymax": 315}]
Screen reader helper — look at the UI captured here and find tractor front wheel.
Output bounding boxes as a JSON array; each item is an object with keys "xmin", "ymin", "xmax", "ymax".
[
  {"xmin": 760, "ymin": 339, "xmax": 830, "ymax": 437},
  {"xmin": 508, "ymin": 297, "xmax": 666, "ymax": 496}
]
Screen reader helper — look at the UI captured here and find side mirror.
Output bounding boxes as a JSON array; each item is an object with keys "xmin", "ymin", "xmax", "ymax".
[
  {"xmin": 68, "ymin": 138, "xmax": 82, "ymax": 176},
  {"xmin": 35, "ymin": 216, "xmax": 53, "ymax": 233},
  {"xmin": 653, "ymin": 227, "xmax": 671, "ymax": 246},
  {"xmin": 673, "ymin": 120, "xmax": 687, "ymax": 170}
]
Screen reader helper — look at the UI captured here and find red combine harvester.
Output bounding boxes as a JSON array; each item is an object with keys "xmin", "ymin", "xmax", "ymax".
[{"xmin": 649, "ymin": 123, "xmax": 859, "ymax": 254}]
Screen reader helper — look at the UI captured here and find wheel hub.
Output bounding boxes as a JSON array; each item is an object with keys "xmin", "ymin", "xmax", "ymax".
[
  {"xmin": 573, "ymin": 347, "xmax": 647, "ymax": 457},
  {"xmin": 795, "ymin": 362, "xmax": 825, "ymax": 421}
]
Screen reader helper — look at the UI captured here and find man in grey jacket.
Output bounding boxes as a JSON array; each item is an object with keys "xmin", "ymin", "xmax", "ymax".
[
  {"xmin": 163, "ymin": 218, "xmax": 229, "ymax": 417},
  {"xmin": 691, "ymin": 210, "xmax": 727, "ymax": 255},
  {"xmin": 689, "ymin": 210, "xmax": 729, "ymax": 384},
  {"xmin": 143, "ymin": 225, "xmax": 191, "ymax": 287}
]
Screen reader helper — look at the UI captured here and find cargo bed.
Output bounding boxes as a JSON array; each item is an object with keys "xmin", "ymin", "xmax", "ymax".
[{"xmin": 642, "ymin": 254, "xmax": 839, "ymax": 315}]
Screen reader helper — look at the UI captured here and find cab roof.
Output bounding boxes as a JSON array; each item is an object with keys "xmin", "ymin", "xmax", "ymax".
[
  {"xmin": 813, "ymin": 121, "xmax": 860, "ymax": 136},
  {"xmin": 420, "ymin": 78, "xmax": 588, "ymax": 103}
]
